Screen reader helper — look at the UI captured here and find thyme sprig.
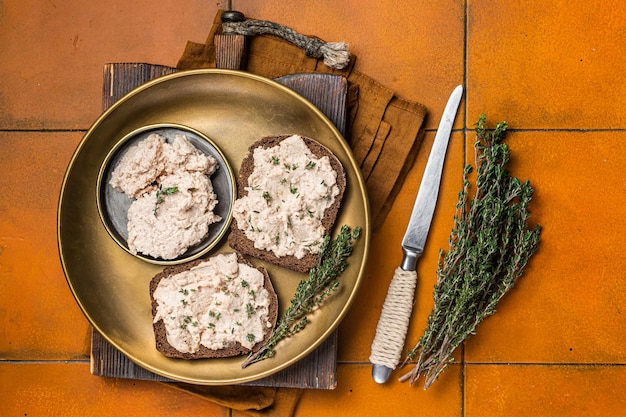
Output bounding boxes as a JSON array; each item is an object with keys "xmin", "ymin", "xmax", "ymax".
[
  {"xmin": 153, "ymin": 185, "xmax": 178, "ymax": 216},
  {"xmin": 400, "ymin": 115, "xmax": 542, "ymax": 388},
  {"xmin": 241, "ymin": 225, "xmax": 362, "ymax": 368}
]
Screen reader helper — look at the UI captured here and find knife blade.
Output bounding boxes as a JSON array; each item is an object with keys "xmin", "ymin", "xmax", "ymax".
[{"xmin": 369, "ymin": 85, "xmax": 463, "ymax": 384}]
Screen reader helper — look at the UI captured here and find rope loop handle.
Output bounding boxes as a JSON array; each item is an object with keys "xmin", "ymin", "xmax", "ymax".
[{"xmin": 222, "ymin": 19, "xmax": 351, "ymax": 69}]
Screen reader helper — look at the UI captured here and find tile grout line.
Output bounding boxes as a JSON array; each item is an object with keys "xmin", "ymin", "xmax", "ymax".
[
  {"xmin": 0, "ymin": 359, "xmax": 90, "ymax": 364},
  {"xmin": 2, "ymin": 127, "xmax": 626, "ymax": 135},
  {"xmin": 463, "ymin": 362, "xmax": 626, "ymax": 367},
  {"xmin": 424, "ymin": 127, "xmax": 626, "ymax": 133},
  {"xmin": 462, "ymin": 0, "xmax": 469, "ymax": 415},
  {"xmin": 332, "ymin": 361, "xmax": 626, "ymax": 367},
  {"xmin": 0, "ymin": 129, "xmax": 88, "ymax": 133},
  {"xmin": 4, "ymin": 359, "xmax": 624, "ymax": 367}
]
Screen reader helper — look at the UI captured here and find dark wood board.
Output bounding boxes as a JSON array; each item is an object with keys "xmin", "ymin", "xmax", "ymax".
[{"xmin": 91, "ymin": 62, "xmax": 347, "ymax": 389}]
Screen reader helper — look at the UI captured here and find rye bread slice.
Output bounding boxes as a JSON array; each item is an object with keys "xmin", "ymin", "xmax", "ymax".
[
  {"xmin": 149, "ymin": 253, "xmax": 278, "ymax": 359},
  {"xmin": 228, "ymin": 134, "xmax": 347, "ymax": 273}
]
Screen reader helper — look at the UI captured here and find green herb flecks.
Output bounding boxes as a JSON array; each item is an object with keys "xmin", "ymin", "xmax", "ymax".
[
  {"xmin": 153, "ymin": 185, "xmax": 178, "ymax": 216},
  {"xmin": 246, "ymin": 302, "xmax": 255, "ymax": 319},
  {"xmin": 241, "ymin": 225, "xmax": 362, "ymax": 368},
  {"xmin": 400, "ymin": 115, "xmax": 542, "ymax": 389}
]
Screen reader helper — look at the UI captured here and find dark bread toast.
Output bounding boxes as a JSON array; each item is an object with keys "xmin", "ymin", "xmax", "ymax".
[
  {"xmin": 150, "ymin": 253, "xmax": 278, "ymax": 359},
  {"xmin": 228, "ymin": 135, "xmax": 346, "ymax": 273}
]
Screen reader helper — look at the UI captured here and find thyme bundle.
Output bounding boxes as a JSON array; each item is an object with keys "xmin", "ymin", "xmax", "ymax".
[
  {"xmin": 401, "ymin": 115, "xmax": 542, "ymax": 388},
  {"xmin": 242, "ymin": 224, "xmax": 362, "ymax": 368}
]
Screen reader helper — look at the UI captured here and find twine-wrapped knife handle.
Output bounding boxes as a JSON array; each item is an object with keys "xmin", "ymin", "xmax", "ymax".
[{"xmin": 369, "ymin": 267, "xmax": 418, "ymax": 380}]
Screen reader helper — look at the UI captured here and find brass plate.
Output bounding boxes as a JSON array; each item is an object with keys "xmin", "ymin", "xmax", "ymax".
[
  {"xmin": 96, "ymin": 123, "xmax": 236, "ymax": 265},
  {"xmin": 58, "ymin": 69, "xmax": 370, "ymax": 385}
]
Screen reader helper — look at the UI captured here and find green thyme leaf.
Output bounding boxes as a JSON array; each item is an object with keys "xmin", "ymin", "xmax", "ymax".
[
  {"xmin": 242, "ymin": 225, "xmax": 362, "ymax": 368},
  {"xmin": 153, "ymin": 185, "xmax": 178, "ymax": 216}
]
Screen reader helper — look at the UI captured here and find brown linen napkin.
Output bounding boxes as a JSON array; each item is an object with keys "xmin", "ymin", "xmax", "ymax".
[
  {"xmin": 177, "ymin": 10, "xmax": 427, "ymax": 232},
  {"xmin": 166, "ymin": 383, "xmax": 301, "ymax": 417}
]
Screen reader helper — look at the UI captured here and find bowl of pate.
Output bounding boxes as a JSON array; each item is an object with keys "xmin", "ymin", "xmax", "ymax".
[{"xmin": 96, "ymin": 124, "xmax": 235, "ymax": 265}]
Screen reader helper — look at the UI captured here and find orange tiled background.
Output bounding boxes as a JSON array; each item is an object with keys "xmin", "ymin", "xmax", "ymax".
[{"xmin": 1, "ymin": 0, "xmax": 625, "ymax": 416}]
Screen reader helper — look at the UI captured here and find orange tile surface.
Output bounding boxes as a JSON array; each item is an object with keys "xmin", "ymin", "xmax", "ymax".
[
  {"xmin": 1, "ymin": 0, "xmax": 625, "ymax": 416},
  {"xmin": 0, "ymin": 363, "xmax": 228, "ymax": 416},
  {"xmin": 465, "ymin": 365, "xmax": 626, "ymax": 416},
  {"xmin": 266, "ymin": 364, "xmax": 462, "ymax": 417},
  {"xmin": 463, "ymin": 130, "xmax": 626, "ymax": 365}
]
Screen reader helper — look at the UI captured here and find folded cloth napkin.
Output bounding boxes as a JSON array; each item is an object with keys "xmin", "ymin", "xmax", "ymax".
[
  {"xmin": 166, "ymin": 383, "xmax": 301, "ymax": 417},
  {"xmin": 177, "ymin": 10, "xmax": 427, "ymax": 232}
]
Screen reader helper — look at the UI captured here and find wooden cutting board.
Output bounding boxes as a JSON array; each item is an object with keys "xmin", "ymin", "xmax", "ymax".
[{"xmin": 90, "ymin": 62, "xmax": 348, "ymax": 389}]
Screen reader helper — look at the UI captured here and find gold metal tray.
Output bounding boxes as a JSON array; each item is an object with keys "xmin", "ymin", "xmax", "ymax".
[{"xmin": 58, "ymin": 69, "xmax": 370, "ymax": 385}]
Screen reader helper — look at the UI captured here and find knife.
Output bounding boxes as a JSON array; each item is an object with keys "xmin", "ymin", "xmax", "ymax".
[{"xmin": 369, "ymin": 85, "xmax": 463, "ymax": 384}]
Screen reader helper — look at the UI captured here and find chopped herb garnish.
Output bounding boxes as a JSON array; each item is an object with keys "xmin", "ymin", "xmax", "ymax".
[
  {"xmin": 241, "ymin": 280, "xmax": 249, "ymax": 288},
  {"xmin": 246, "ymin": 303, "xmax": 255, "ymax": 318},
  {"xmin": 270, "ymin": 155, "xmax": 280, "ymax": 165},
  {"xmin": 247, "ymin": 334, "xmax": 256, "ymax": 343},
  {"xmin": 305, "ymin": 161, "xmax": 316, "ymax": 170},
  {"xmin": 262, "ymin": 191, "xmax": 272, "ymax": 201}
]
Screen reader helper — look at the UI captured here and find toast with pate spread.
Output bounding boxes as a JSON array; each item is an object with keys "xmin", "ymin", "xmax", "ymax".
[
  {"xmin": 150, "ymin": 252, "xmax": 278, "ymax": 359},
  {"xmin": 229, "ymin": 134, "xmax": 346, "ymax": 273}
]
